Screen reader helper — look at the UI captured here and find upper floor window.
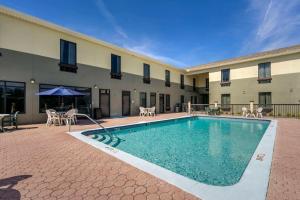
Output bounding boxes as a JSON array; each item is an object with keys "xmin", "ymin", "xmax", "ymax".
[
  {"xmin": 143, "ymin": 63, "xmax": 150, "ymax": 84},
  {"xmin": 60, "ymin": 39, "xmax": 77, "ymax": 73},
  {"xmin": 205, "ymin": 78, "xmax": 209, "ymax": 90},
  {"xmin": 193, "ymin": 78, "xmax": 196, "ymax": 91},
  {"xmin": 180, "ymin": 74, "xmax": 184, "ymax": 89},
  {"xmin": 0, "ymin": 81, "xmax": 25, "ymax": 114},
  {"xmin": 221, "ymin": 69, "xmax": 230, "ymax": 86},
  {"xmin": 258, "ymin": 62, "xmax": 271, "ymax": 83},
  {"xmin": 165, "ymin": 70, "xmax": 170, "ymax": 87},
  {"xmin": 111, "ymin": 54, "xmax": 121, "ymax": 79}
]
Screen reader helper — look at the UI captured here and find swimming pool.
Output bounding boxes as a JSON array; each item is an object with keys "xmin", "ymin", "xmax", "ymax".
[{"xmin": 83, "ymin": 117, "xmax": 270, "ymax": 186}]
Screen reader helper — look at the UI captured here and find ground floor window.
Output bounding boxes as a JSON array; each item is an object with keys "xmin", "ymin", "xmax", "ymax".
[
  {"xmin": 191, "ymin": 96, "xmax": 198, "ymax": 104},
  {"xmin": 221, "ymin": 94, "xmax": 231, "ymax": 111},
  {"xmin": 150, "ymin": 92, "xmax": 156, "ymax": 107},
  {"xmin": 39, "ymin": 84, "xmax": 91, "ymax": 115},
  {"xmin": 0, "ymin": 81, "xmax": 25, "ymax": 114},
  {"xmin": 140, "ymin": 92, "xmax": 147, "ymax": 107},
  {"xmin": 166, "ymin": 94, "xmax": 170, "ymax": 111},
  {"xmin": 259, "ymin": 92, "xmax": 272, "ymax": 107}
]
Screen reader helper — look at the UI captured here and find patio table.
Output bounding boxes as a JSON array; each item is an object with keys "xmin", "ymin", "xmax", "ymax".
[{"xmin": 0, "ymin": 114, "xmax": 10, "ymax": 132}]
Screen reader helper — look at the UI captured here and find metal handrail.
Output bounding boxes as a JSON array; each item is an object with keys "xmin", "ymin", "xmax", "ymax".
[{"xmin": 68, "ymin": 113, "xmax": 108, "ymax": 132}]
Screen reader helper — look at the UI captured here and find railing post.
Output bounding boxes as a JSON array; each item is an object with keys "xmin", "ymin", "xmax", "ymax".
[
  {"xmin": 188, "ymin": 101, "xmax": 191, "ymax": 115},
  {"xmin": 214, "ymin": 101, "xmax": 218, "ymax": 108}
]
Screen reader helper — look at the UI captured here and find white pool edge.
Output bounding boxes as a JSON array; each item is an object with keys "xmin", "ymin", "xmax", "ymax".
[{"xmin": 68, "ymin": 115, "xmax": 277, "ymax": 200}]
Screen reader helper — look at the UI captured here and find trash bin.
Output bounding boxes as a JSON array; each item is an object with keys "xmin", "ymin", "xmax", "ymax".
[{"xmin": 93, "ymin": 108, "xmax": 101, "ymax": 119}]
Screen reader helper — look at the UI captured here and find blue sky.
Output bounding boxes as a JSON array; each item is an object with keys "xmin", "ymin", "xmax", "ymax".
[{"xmin": 1, "ymin": 0, "xmax": 300, "ymax": 68}]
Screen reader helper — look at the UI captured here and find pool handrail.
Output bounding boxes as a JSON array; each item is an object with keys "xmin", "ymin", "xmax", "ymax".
[{"xmin": 68, "ymin": 113, "xmax": 109, "ymax": 133}]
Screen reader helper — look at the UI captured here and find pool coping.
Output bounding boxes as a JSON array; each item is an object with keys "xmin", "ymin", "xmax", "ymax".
[{"xmin": 68, "ymin": 115, "xmax": 277, "ymax": 200}]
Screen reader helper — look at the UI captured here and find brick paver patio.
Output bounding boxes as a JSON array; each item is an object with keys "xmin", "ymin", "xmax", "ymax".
[{"xmin": 0, "ymin": 113, "xmax": 299, "ymax": 200}]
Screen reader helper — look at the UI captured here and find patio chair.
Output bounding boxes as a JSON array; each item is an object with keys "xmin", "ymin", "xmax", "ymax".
[
  {"xmin": 61, "ymin": 109, "xmax": 77, "ymax": 125},
  {"xmin": 242, "ymin": 107, "xmax": 248, "ymax": 117},
  {"xmin": 148, "ymin": 107, "xmax": 156, "ymax": 117},
  {"xmin": 46, "ymin": 109, "xmax": 61, "ymax": 126},
  {"xmin": 1, "ymin": 111, "xmax": 19, "ymax": 130},
  {"xmin": 256, "ymin": 107, "xmax": 263, "ymax": 118},
  {"xmin": 139, "ymin": 107, "xmax": 146, "ymax": 117}
]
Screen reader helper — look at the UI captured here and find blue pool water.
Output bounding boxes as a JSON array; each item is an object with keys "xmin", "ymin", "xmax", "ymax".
[{"xmin": 84, "ymin": 117, "xmax": 270, "ymax": 186}]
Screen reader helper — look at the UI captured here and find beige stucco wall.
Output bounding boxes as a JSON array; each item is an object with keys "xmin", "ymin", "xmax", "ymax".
[
  {"xmin": 208, "ymin": 53, "xmax": 300, "ymax": 104},
  {"xmin": 0, "ymin": 12, "xmax": 193, "ymax": 86}
]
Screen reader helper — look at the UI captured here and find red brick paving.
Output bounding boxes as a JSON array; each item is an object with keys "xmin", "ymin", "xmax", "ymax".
[
  {"xmin": 1, "ymin": 114, "xmax": 299, "ymax": 200},
  {"xmin": 266, "ymin": 118, "xmax": 300, "ymax": 200},
  {"xmin": 0, "ymin": 113, "xmax": 198, "ymax": 200}
]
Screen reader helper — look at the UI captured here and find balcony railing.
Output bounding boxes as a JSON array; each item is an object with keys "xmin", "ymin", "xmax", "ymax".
[{"xmin": 182, "ymin": 103, "xmax": 300, "ymax": 119}]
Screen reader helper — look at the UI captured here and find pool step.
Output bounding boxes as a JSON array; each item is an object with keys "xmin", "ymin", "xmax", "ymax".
[{"xmin": 92, "ymin": 133, "xmax": 123, "ymax": 147}]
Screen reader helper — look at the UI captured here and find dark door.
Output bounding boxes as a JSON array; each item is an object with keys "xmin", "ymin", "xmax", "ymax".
[
  {"xmin": 122, "ymin": 91, "xmax": 131, "ymax": 116},
  {"xmin": 159, "ymin": 94, "xmax": 164, "ymax": 113},
  {"xmin": 99, "ymin": 89, "xmax": 110, "ymax": 117},
  {"xmin": 202, "ymin": 94, "xmax": 209, "ymax": 104},
  {"xmin": 150, "ymin": 92, "xmax": 156, "ymax": 107}
]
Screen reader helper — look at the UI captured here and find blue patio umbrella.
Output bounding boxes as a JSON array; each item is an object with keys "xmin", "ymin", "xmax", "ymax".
[{"xmin": 36, "ymin": 86, "xmax": 86, "ymax": 96}]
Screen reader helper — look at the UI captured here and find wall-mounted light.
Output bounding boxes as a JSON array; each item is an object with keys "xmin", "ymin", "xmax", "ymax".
[
  {"xmin": 134, "ymin": 89, "xmax": 137, "ymax": 93},
  {"xmin": 30, "ymin": 78, "xmax": 35, "ymax": 84},
  {"xmin": 94, "ymin": 84, "xmax": 98, "ymax": 89}
]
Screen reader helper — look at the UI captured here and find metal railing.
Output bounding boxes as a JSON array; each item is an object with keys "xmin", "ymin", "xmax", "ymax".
[
  {"xmin": 183, "ymin": 103, "xmax": 300, "ymax": 119},
  {"xmin": 68, "ymin": 113, "xmax": 109, "ymax": 132}
]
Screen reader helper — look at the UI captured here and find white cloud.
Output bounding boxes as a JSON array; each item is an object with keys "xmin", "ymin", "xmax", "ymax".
[
  {"xmin": 123, "ymin": 40, "xmax": 187, "ymax": 67},
  {"xmin": 95, "ymin": 0, "xmax": 128, "ymax": 39},
  {"xmin": 243, "ymin": 0, "xmax": 300, "ymax": 53}
]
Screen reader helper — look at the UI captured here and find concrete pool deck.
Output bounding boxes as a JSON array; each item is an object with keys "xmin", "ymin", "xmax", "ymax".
[{"xmin": 0, "ymin": 113, "xmax": 299, "ymax": 200}]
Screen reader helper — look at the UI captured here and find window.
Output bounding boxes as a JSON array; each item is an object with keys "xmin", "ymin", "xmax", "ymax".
[
  {"xmin": 59, "ymin": 39, "xmax": 77, "ymax": 73},
  {"xmin": 143, "ymin": 63, "xmax": 150, "ymax": 84},
  {"xmin": 150, "ymin": 92, "xmax": 156, "ymax": 107},
  {"xmin": 180, "ymin": 74, "xmax": 184, "ymax": 89},
  {"xmin": 165, "ymin": 70, "xmax": 170, "ymax": 87},
  {"xmin": 140, "ymin": 92, "xmax": 147, "ymax": 107},
  {"xmin": 258, "ymin": 62, "xmax": 271, "ymax": 83},
  {"xmin": 191, "ymin": 96, "xmax": 198, "ymax": 104},
  {"xmin": 221, "ymin": 69, "xmax": 230, "ymax": 86},
  {"xmin": 221, "ymin": 94, "xmax": 231, "ymax": 111},
  {"xmin": 166, "ymin": 94, "xmax": 170, "ymax": 111},
  {"xmin": 111, "ymin": 54, "xmax": 121, "ymax": 79},
  {"xmin": 0, "ymin": 81, "xmax": 25, "ymax": 114},
  {"xmin": 39, "ymin": 84, "xmax": 91, "ymax": 115},
  {"xmin": 193, "ymin": 78, "xmax": 196, "ymax": 91},
  {"xmin": 180, "ymin": 95, "xmax": 184, "ymax": 104},
  {"xmin": 259, "ymin": 92, "xmax": 272, "ymax": 107},
  {"xmin": 205, "ymin": 78, "xmax": 209, "ymax": 90}
]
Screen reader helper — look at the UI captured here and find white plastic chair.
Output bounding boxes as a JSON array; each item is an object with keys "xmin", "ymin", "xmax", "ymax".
[
  {"xmin": 139, "ymin": 107, "xmax": 146, "ymax": 117},
  {"xmin": 148, "ymin": 107, "xmax": 156, "ymax": 117},
  {"xmin": 61, "ymin": 109, "xmax": 77, "ymax": 125},
  {"xmin": 242, "ymin": 107, "xmax": 248, "ymax": 117},
  {"xmin": 256, "ymin": 107, "xmax": 263, "ymax": 118},
  {"xmin": 46, "ymin": 109, "xmax": 61, "ymax": 126}
]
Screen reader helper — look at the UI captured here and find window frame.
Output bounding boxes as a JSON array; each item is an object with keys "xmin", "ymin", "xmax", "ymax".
[
  {"xmin": 111, "ymin": 54, "xmax": 122, "ymax": 79},
  {"xmin": 143, "ymin": 63, "xmax": 151, "ymax": 84},
  {"xmin": 139, "ymin": 92, "xmax": 147, "ymax": 107},
  {"xmin": 258, "ymin": 62, "xmax": 272, "ymax": 83},
  {"xmin": 165, "ymin": 70, "xmax": 170, "ymax": 87},
  {"xmin": 221, "ymin": 68, "xmax": 231, "ymax": 86},
  {"xmin": 180, "ymin": 74, "xmax": 185, "ymax": 89},
  {"xmin": 0, "ymin": 80, "xmax": 26, "ymax": 114},
  {"xmin": 258, "ymin": 92, "xmax": 272, "ymax": 106},
  {"xmin": 59, "ymin": 39, "xmax": 78, "ymax": 73},
  {"xmin": 165, "ymin": 94, "xmax": 171, "ymax": 111}
]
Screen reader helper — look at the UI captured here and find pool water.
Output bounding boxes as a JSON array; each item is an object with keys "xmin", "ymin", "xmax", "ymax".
[{"xmin": 84, "ymin": 117, "xmax": 270, "ymax": 186}]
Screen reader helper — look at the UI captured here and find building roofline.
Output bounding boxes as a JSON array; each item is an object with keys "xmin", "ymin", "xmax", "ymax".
[
  {"xmin": 0, "ymin": 6, "xmax": 186, "ymax": 73},
  {"xmin": 186, "ymin": 44, "xmax": 300, "ymax": 74},
  {"xmin": 1, "ymin": 6, "xmax": 300, "ymax": 75}
]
